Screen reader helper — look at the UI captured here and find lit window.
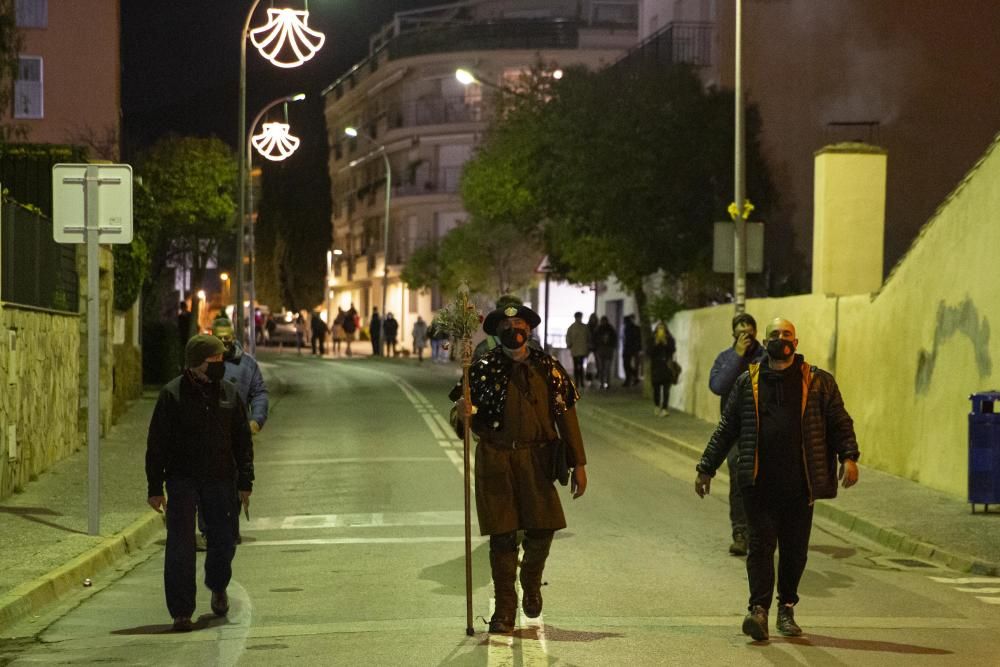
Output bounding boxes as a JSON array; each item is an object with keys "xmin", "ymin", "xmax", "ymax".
[
  {"xmin": 15, "ymin": 0, "xmax": 47, "ymax": 28},
  {"xmin": 14, "ymin": 56, "xmax": 43, "ymax": 119}
]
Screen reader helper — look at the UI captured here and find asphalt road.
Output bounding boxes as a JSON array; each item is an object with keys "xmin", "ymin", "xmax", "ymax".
[{"xmin": 4, "ymin": 354, "xmax": 999, "ymax": 665}]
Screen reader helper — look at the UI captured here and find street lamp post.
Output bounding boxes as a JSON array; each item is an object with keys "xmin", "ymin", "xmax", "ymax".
[
  {"xmin": 246, "ymin": 93, "xmax": 306, "ymax": 354},
  {"xmin": 733, "ymin": 0, "xmax": 747, "ymax": 314},
  {"xmin": 345, "ymin": 126, "xmax": 391, "ymax": 349}
]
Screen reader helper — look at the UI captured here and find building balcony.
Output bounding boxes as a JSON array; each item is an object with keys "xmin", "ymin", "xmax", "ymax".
[
  {"xmin": 614, "ymin": 21, "xmax": 714, "ymax": 71},
  {"xmin": 394, "ymin": 167, "xmax": 463, "ymax": 198}
]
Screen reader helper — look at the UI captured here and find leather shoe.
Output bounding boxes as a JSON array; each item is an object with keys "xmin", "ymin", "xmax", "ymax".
[
  {"xmin": 211, "ymin": 590, "xmax": 229, "ymax": 616},
  {"xmin": 742, "ymin": 605, "xmax": 769, "ymax": 641},
  {"xmin": 172, "ymin": 616, "xmax": 193, "ymax": 632},
  {"xmin": 777, "ymin": 604, "xmax": 802, "ymax": 636},
  {"xmin": 729, "ymin": 534, "xmax": 748, "ymax": 556}
]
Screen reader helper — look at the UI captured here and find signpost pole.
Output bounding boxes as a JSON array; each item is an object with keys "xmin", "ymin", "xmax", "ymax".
[{"xmin": 85, "ymin": 165, "xmax": 101, "ymax": 536}]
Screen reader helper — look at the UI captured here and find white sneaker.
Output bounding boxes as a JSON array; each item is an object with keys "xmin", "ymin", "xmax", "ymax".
[{"xmin": 654, "ymin": 407, "xmax": 661, "ymax": 416}]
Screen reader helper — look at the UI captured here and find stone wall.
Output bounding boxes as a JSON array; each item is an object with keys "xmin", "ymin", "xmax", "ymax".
[
  {"xmin": 669, "ymin": 133, "xmax": 1000, "ymax": 498},
  {"xmin": 0, "ymin": 305, "xmax": 83, "ymax": 499},
  {"xmin": 113, "ymin": 302, "xmax": 143, "ymax": 421}
]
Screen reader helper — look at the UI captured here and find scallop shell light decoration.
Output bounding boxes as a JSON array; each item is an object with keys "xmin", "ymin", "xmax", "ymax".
[
  {"xmin": 252, "ymin": 122, "xmax": 301, "ymax": 161},
  {"xmin": 250, "ymin": 8, "xmax": 325, "ymax": 69}
]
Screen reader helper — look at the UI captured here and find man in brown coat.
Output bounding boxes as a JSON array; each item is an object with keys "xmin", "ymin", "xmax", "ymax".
[{"xmin": 454, "ymin": 304, "xmax": 588, "ymax": 634}]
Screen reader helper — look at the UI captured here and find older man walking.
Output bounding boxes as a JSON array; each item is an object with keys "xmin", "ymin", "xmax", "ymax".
[{"xmin": 694, "ymin": 317, "xmax": 860, "ymax": 640}]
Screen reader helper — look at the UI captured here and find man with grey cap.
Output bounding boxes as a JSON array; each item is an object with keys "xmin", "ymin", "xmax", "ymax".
[
  {"xmin": 452, "ymin": 303, "xmax": 588, "ymax": 634},
  {"xmin": 146, "ymin": 335, "xmax": 255, "ymax": 632}
]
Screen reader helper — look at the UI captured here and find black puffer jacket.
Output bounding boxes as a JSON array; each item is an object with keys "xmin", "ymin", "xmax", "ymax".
[{"xmin": 697, "ymin": 355, "xmax": 860, "ymax": 502}]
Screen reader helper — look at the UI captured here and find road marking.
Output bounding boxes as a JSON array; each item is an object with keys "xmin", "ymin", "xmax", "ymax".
[
  {"xmin": 255, "ymin": 456, "xmax": 447, "ymax": 466},
  {"xmin": 433, "ymin": 413, "xmax": 455, "ymax": 436},
  {"xmin": 421, "ymin": 413, "xmax": 448, "ymax": 440},
  {"xmin": 956, "ymin": 587, "xmax": 1000, "ymax": 593},
  {"xmin": 244, "ymin": 510, "xmax": 467, "ymax": 531},
  {"xmin": 976, "ymin": 596, "xmax": 1000, "ymax": 605},
  {"xmin": 242, "ymin": 536, "xmax": 487, "ymax": 547},
  {"xmin": 486, "ymin": 597, "xmax": 515, "ymax": 667},
  {"xmin": 929, "ymin": 576, "xmax": 1000, "ymax": 584}
]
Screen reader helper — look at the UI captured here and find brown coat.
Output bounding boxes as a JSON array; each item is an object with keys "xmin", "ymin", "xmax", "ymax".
[{"xmin": 472, "ymin": 359, "xmax": 586, "ymax": 535}]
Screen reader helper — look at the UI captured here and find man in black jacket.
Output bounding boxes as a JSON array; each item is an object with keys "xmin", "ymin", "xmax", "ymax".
[
  {"xmin": 146, "ymin": 335, "xmax": 255, "ymax": 632},
  {"xmin": 694, "ymin": 318, "xmax": 859, "ymax": 641}
]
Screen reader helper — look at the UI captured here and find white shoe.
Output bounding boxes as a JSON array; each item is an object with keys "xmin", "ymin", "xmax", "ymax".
[{"xmin": 654, "ymin": 407, "xmax": 661, "ymax": 416}]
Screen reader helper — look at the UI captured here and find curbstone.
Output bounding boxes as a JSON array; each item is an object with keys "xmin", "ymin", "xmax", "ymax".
[{"xmin": 0, "ymin": 511, "xmax": 163, "ymax": 635}]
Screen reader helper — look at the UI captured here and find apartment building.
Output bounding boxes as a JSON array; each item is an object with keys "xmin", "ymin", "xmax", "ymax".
[
  {"xmin": 321, "ymin": 0, "xmax": 639, "ymax": 336},
  {"xmin": 5, "ymin": 0, "xmax": 121, "ymax": 159}
]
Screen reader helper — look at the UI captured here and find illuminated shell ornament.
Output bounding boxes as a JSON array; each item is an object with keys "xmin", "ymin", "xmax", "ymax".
[
  {"xmin": 504, "ymin": 306, "xmax": 518, "ymax": 317},
  {"xmin": 252, "ymin": 122, "xmax": 301, "ymax": 161},
  {"xmin": 250, "ymin": 8, "xmax": 326, "ymax": 69}
]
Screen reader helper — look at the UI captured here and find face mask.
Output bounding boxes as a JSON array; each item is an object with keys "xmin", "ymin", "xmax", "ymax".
[
  {"xmin": 499, "ymin": 327, "xmax": 528, "ymax": 350},
  {"xmin": 222, "ymin": 342, "xmax": 235, "ymax": 357},
  {"xmin": 766, "ymin": 338, "xmax": 795, "ymax": 361},
  {"xmin": 205, "ymin": 361, "xmax": 226, "ymax": 382}
]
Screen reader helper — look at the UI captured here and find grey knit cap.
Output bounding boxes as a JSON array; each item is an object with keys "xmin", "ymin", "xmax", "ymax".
[{"xmin": 185, "ymin": 334, "xmax": 225, "ymax": 368}]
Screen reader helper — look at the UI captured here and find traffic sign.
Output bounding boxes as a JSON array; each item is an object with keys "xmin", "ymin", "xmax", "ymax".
[
  {"xmin": 53, "ymin": 164, "xmax": 133, "ymax": 244},
  {"xmin": 713, "ymin": 221, "xmax": 764, "ymax": 273}
]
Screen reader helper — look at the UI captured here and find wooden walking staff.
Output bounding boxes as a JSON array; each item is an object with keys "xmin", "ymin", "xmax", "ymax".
[{"xmin": 438, "ymin": 284, "xmax": 480, "ymax": 635}]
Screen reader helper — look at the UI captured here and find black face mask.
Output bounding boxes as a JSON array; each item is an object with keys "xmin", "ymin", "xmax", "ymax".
[
  {"xmin": 499, "ymin": 327, "xmax": 529, "ymax": 350},
  {"xmin": 205, "ymin": 361, "xmax": 226, "ymax": 382},
  {"xmin": 222, "ymin": 342, "xmax": 235, "ymax": 358},
  {"xmin": 766, "ymin": 338, "xmax": 795, "ymax": 361}
]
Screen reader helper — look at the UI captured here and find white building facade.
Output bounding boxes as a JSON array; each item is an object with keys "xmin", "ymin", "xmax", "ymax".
[{"xmin": 321, "ymin": 0, "xmax": 639, "ymax": 345}]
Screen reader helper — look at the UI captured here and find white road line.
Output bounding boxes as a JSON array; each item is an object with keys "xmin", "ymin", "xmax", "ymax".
[
  {"xmin": 518, "ymin": 606, "xmax": 549, "ymax": 666},
  {"xmin": 433, "ymin": 413, "xmax": 455, "ymax": 436},
  {"xmin": 975, "ymin": 596, "xmax": 1000, "ymax": 605},
  {"xmin": 956, "ymin": 587, "xmax": 1000, "ymax": 593},
  {"xmin": 242, "ymin": 536, "xmax": 486, "ymax": 547},
  {"xmin": 245, "ymin": 510, "xmax": 466, "ymax": 531},
  {"xmin": 421, "ymin": 413, "xmax": 448, "ymax": 440},
  {"xmin": 255, "ymin": 457, "xmax": 447, "ymax": 466},
  {"xmin": 930, "ymin": 576, "xmax": 1000, "ymax": 584},
  {"xmin": 486, "ymin": 597, "xmax": 515, "ymax": 667}
]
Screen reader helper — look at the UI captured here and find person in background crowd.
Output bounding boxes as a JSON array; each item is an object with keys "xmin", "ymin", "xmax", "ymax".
[
  {"xmin": 695, "ymin": 317, "xmax": 860, "ymax": 641},
  {"xmin": 331, "ymin": 308, "xmax": 346, "ymax": 356},
  {"xmin": 383, "ymin": 312, "xmax": 399, "ymax": 357},
  {"xmin": 294, "ymin": 312, "xmax": 306, "ymax": 355},
  {"xmin": 412, "ymin": 315, "xmax": 428, "ymax": 363},
  {"xmin": 310, "ymin": 311, "xmax": 329, "ymax": 356},
  {"xmin": 648, "ymin": 323, "xmax": 677, "ymax": 417},
  {"xmin": 343, "ymin": 304, "xmax": 358, "ymax": 357},
  {"xmin": 708, "ymin": 313, "xmax": 767, "ymax": 557},
  {"xmin": 369, "ymin": 307, "xmax": 382, "ymax": 357},
  {"xmin": 594, "ymin": 316, "xmax": 617, "ymax": 390},
  {"xmin": 622, "ymin": 315, "xmax": 642, "ymax": 387},
  {"xmin": 566, "ymin": 311, "xmax": 591, "ymax": 392}
]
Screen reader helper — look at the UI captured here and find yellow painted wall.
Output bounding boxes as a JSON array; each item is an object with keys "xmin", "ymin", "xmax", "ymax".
[{"xmin": 671, "ymin": 133, "xmax": 1000, "ymax": 498}]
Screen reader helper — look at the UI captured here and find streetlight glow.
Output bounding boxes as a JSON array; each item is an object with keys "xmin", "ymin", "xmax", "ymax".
[
  {"xmin": 250, "ymin": 8, "xmax": 326, "ymax": 69},
  {"xmin": 332, "ymin": 248, "xmax": 344, "ymax": 256},
  {"xmin": 344, "ymin": 127, "xmax": 358, "ymax": 137},
  {"xmin": 455, "ymin": 68, "xmax": 477, "ymax": 86},
  {"xmin": 291, "ymin": 93, "xmax": 306, "ymax": 101},
  {"xmin": 220, "ymin": 272, "xmax": 229, "ymax": 282},
  {"xmin": 251, "ymin": 121, "xmax": 302, "ymax": 161},
  {"xmin": 552, "ymin": 69, "xmax": 563, "ymax": 80}
]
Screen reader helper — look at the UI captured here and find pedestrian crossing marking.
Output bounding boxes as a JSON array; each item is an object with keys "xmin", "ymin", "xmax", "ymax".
[
  {"xmin": 242, "ymin": 536, "xmax": 485, "ymax": 547},
  {"xmin": 255, "ymin": 456, "xmax": 447, "ymax": 466},
  {"xmin": 244, "ymin": 510, "xmax": 468, "ymax": 531},
  {"xmin": 929, "ymin": 577, "xmax": 1000, "ymax": 584},
  {"xmin": 956, "ymin": 587, "xmax": 1000, "ymax": 593},
  {"xmin": 929, "ymin": 576, "xmax": 1000, "ymax": 606}
]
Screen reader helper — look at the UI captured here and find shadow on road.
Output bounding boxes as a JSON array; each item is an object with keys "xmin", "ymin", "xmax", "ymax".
[
  {"xmin": 770, "ymin": 633, "xmax": 952, "ymax": 655},
  {"xmin": 419, "ymin": 541, "xmax": 491, "ymax": 595},
  {"xmin": 110, "ymin": 613, "xmax": 230, "ymax": 636},
  {"xmin": 0, "ymin": 505, "xmax": 88, "ymax": 535}
]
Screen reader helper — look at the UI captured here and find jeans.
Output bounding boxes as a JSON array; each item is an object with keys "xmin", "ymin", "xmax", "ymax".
[
  {"xmin": 164, "ymin": 478, "xmax": 238, "ymax": 619},
  {"xmin": 741, "ymin": 486, "xmax": 813, "ymax": 610}
]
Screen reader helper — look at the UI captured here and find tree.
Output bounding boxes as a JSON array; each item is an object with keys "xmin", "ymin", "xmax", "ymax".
[
  {"xmin": 0, "ymin": 1, "xmax": 24, "ymax": 142},
  {"xmin": 138, "ymin": 135, "xmax": 237, "ymax": 332},
  {"xmin": 461, "ymin": 62, "xmax": 777, "ymax": 352}
]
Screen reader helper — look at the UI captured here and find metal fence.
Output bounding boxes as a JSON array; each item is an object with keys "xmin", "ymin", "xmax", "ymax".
[
  {"xmin": 1, "ymin": 201, "xmax": 79, "ymax": 312},
  {"xmin": 615, "ymin": 21, "xmax": 713, "ymax": 70}
]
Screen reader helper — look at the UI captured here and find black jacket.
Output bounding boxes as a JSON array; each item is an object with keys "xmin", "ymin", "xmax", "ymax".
[
  {"xmin": 145, "ymin": 373, "xmax": 255, "ymax": 497},
  {"xmin": 697, "ymin": 355, "xmax": 860, "ymax": 502},
  {"xmin": 648, "ymin": 337, "xmax": 677, "ymax": 384}
]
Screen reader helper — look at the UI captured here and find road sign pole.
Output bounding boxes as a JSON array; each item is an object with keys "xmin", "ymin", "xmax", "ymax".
[{"xmin": 85, "ymin": 165, "xmax": 101, "ymax": 536}]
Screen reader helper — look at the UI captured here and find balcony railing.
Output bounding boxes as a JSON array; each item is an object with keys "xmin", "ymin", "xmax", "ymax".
[
  {"xmin": 388, "ymin": 96, "xmax": 484, "ymax": 130},
  {"xmin": 394, "ymin": 167, "xmax": 463, "ymax": 197},
  {"xmin": 614, "ymin": 21, "xmax": 713, "ymax": 70}
]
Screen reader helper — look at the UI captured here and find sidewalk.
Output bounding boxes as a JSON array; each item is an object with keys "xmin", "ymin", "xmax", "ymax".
[
  {"xmin": 577, "ymin": 387, "xmax": 1000, "ymax": 576},
  {"xmin": 0, "ymin": 365, "xmax": 289, "ymax": 634}
]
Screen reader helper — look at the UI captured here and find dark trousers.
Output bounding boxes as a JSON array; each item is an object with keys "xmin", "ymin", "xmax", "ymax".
[
  {"xmin": 164, "ymin": 478, "xmax": 238, "ymax": 618},
  {"xmin": 597, "ymin": 353, "xmax": 613, "ymax": 386},
  {"xmin": 623, "ymin": 351, "xmax": 638, "ymax": 385},
  {"xmin": 311, "ymin": 334, "xmax": 325, "ymax": 355},
  {"xmin": 727, "ymin": 446, "xmax": 748, "ymax": 539},
  {"xmin": 652, "ymin": 381, "xmax": 670, "ymax": 408},
  {"xmin": 371, "ymin": 334, "xmax": 381, "ymax": 356},
  {"xmin": 572, "ymin": 355, "xmax": 587, "ymax": 389},
  {"xmin": 741, "ymin": 486, "xmax": 813, "ymax": 611}
]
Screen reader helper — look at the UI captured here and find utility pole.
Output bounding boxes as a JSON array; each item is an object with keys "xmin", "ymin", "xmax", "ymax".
[{"xmin": 733, "ymin": 0, "xmax": 747, "ymax": 314}]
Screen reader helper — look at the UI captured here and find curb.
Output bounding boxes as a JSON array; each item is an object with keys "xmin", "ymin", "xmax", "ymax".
[
  {"xmin": 581, "ymin": 404, "xmax": 1000, "ymax": 577},
  {"xmin": 0, "ymin": 510, "xmax": 163, "ymax": 635}
]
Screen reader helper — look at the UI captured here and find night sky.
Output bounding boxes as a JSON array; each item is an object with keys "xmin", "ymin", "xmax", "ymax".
[{"xmin": 121, "ymin": 1, "xmax": 445, "ymax": 159}]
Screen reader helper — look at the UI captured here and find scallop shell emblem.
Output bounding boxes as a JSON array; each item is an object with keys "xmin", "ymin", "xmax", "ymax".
[
  {"xmin": 250, "ymin": 8, "xmax": 326, "ymax": 69},
  {"xmin": 252, "ymin": 122, "xmax": 301, "ymax": 161}
]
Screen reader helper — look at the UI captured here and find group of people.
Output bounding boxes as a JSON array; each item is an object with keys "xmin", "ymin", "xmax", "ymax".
[
  {"xmin": 565, "ymin": 312, "xmax": 679, "ymax": 416},
  {"xmin": 155, "ymin": 292, "xmax": 861, "ymax": 644}
]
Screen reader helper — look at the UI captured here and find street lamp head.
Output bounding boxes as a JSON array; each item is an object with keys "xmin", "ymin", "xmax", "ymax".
[
  {"xmin": 455, "ymin": 68, "xmax": 477, "ymax": 86},
  {"xmin": 291, "ymin": 93, "xmax": 306, "ymax": 102},
  {"xmin": 333, "ymin": 248, "xmax": 344, "ymax": 256},
  {"xmin": 552, "ymin": 69, "xmax": 563, "ymax": 80},
  {"xmin": 344, "ymin": 127, "xmax": 358, "ymax": 138},
  {"xmin": 220, "ymin": 272, "xmax": 230, "ymax": 282}
]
